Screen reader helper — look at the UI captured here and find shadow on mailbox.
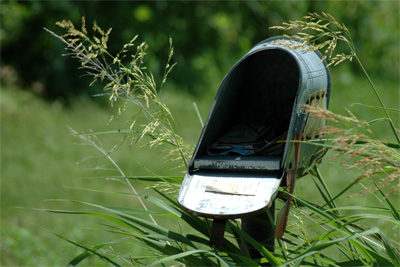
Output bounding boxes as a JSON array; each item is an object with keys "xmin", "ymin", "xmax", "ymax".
[{"xmin": 178, "ymin": 36, "xmax": 331, "ymax": 221}]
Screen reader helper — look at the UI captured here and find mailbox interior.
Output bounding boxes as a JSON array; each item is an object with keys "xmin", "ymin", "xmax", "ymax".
[{"xmin": 190, "ymin": 48, "xmax": 300, "ymax": 173}]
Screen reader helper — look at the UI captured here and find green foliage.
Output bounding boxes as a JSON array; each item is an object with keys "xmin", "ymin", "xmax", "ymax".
[
  {"xmin": 1, "ymin": 1, "xmax": 399, "ymax": 101},
  {"xmin": 0, "ymin": 87, "xmax": 118, "ymax": 266},
  {"xmin": 0, "ymin": 82, "xmax": 205, "ymax": 266},
  {"xmin": 37, "ymin": 178, "xmax": 399, "ymax": 266},
  {"xmin": 3, "ymin": 4, "xmax": 399, "ymax": 265},
  {"xmin": 30, "ymin": 13, "xmax": 399, "ymax": 266},
  {"xmin": 6, "ymin": 74, "xmax": 398, "ymax": 266}
]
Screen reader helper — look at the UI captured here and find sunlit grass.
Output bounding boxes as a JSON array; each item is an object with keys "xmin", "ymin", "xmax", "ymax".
[
  {"xmin": 0, "ymin": 84, "xmax": 210, "ymax": 265},
  {"xmin": 2, "ymin": 67, "xmax": 399, "ymax": 265},
  {"xmin": 2, "ymin": 11, "xmax": 399, "ymax": 265}
]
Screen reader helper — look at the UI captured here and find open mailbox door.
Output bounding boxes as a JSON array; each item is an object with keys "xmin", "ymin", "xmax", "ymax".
[{"xmin": 178, "ymin": 37, "xmax": 331, "ymax": 220}]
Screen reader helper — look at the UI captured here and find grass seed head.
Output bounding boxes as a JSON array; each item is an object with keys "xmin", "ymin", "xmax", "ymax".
[
  {"xmin": 304, "ymin": 104, "xmax": 399, "ymax": 197},
  {"xmin": 270, "ymin": 12, "xmax": 355, "ymax": 67}
]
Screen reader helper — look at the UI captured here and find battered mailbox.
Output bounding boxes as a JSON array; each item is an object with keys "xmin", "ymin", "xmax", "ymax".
[{"xmin": 178, "ymin": 37, "xmax": 331, "ymax": 219}]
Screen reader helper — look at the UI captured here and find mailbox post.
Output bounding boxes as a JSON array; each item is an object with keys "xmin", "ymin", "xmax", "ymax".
[{"xmin": 178, "ymin": 36, "xmax": 331, "ymax": 254}]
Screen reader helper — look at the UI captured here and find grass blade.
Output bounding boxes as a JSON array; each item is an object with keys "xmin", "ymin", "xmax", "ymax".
[
  {"xmin": 67, "ymin": 238, "xmax": 129, "ymax": 266},
  {"xmin": 149, "ymin": 249, "xmax": 234, "ymax": 267},
  {"xmin": 311, "ymin": 165, "xmax": 340, "ymax": 215},
  {"xmin": 233, "ymin": 228, "xmax": 282, "ymax": 266},
  {"xmin": 76, "ymin": 129, "xmax": 179, "ymax": 147},
  {"xmin": 379, "ymin": 231, "xmax": 400, "ymax": 266},
  {"xmin": 138, "ymin": 236, "xmax": 213, "ymax": 266},
  {"xmin": 377, "ymin": 186, "xmax": 400, "ymax": 221},
  {"xmin": 281, "ymin": 228, "xmax": 380, "ymax": 266},
  {"xmin": 39, "ymin": 207, "xmax": 148, "ymax": 234},
  {"xmin": 54, "ymin": 233, "xmax": 123, "ymax": 266}
]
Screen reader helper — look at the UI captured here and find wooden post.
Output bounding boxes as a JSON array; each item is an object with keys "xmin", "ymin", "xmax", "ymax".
[{"xmin": 241, "ymin": 201, "xmax": 275, "ymax": 258}]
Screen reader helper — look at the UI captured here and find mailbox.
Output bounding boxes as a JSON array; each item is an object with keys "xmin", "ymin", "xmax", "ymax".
[{"xmin": 178, "ymin": 36, "xmax": 331, "ymax": 220}]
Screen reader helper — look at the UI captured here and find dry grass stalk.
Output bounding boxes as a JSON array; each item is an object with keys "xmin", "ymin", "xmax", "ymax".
[
  {"xmin": 270, "ymin": 12, "xmax": 400, "ymax": 144},
  {"xmin": 45, "ymin": 17, "xmax": 191, "ymax": 171},
  {"xmin": 304, "ymin": 104, "xmax": 400, "ymax": 197},
  {"xmin": 270, "ymin": 12, "xmax": 355, "ymax": 67}
]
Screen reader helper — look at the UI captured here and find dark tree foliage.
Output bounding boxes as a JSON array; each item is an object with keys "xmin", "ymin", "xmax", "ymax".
[{"xmin": 1, "ymin": 1, "xmax": 398, "ymax": 103}]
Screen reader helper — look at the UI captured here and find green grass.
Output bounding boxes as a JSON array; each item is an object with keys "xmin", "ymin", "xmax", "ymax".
[
  {"xmin": 1, "ymin": 87, "xmax": 115, "ymax": 265},
  {"xmin": 4, "ymin": 12, "xmax": 398, "ymax": 265},
  {"xmin": 328, "ymin": 64, "xmax": 400, "ymax": 142},
  {"xmin": 1, "ymin": 67, "xmax": 399, "ymax": 265},
  {"xmin": 0, "ymin": 84, "xmax": 210, "ymax": 266}
]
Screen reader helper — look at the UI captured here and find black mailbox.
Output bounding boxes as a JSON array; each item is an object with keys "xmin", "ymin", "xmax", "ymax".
[{"xmin": 178, "ymin": 37, "xmax": 331, "ymax": 220}]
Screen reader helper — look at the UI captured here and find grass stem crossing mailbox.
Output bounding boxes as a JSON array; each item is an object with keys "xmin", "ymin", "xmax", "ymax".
[{"xmin": 178, "ymin": 37, "xmax": 331, "ymax": 223}]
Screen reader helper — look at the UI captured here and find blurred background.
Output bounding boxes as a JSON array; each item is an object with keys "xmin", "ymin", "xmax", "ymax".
[{"xmin": 1, "ymin": 1, "xmax": 399, "ymax": 265}]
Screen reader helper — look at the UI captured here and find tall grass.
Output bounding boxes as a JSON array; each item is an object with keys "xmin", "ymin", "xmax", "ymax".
[
  {"xmin": 39, "ymin": 13, "xmax": 399, "ymax": 266},
  {"xmin": 0, "ymin": 85, "xmax": 203, "ymax": 266},
  {"xmin": 0, "ymin": 88, "xmax": 125, "ymax": 266}
]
